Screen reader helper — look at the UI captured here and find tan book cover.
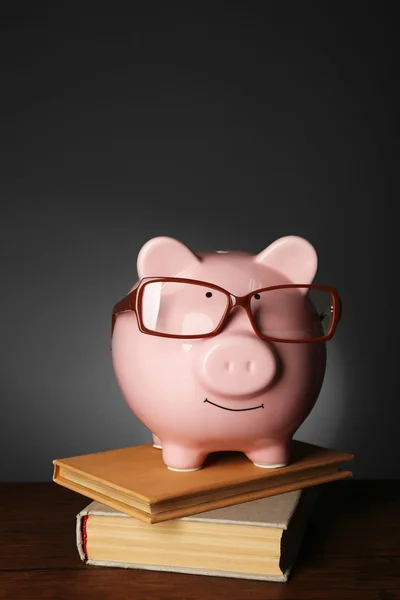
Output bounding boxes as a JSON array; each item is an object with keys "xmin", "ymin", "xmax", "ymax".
[
  {"xmin": 76, "ymin": 488, "xmax": 319, "ymax": 582},
  {"xmin": 54, "ymin": 440, "xmax": 353, "ymax": 523}
]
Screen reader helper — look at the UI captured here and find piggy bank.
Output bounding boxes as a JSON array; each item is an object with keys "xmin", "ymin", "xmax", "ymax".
[{"xmin": 111, "ymin": 236, "xmax": 341, "ymax": 471}]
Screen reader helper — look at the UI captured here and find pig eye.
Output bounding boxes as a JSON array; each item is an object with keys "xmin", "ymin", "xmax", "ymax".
[
  {"xmin": 205, "ymin": 292, "xmax": 213, "ymax": 298},
  {"xmin": 254, "ymin": 293, "xmax": 261, "ymax": 300}
]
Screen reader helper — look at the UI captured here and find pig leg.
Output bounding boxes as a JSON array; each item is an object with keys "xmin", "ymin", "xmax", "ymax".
[
  {"xmin": 245, "ymin": 441, "xmax": 290, "ymax": 468},
  {"xmin": 152, "ymin": 434, "xmax": 162, "ymax": 449},
  {"xmin": 162, "ymin": 442, "xmax": 207, "ymax": 472}
]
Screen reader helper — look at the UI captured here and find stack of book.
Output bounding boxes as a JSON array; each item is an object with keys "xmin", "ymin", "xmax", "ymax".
[{"xmin": 53, "ymin": 440, "xmax": 353, "ymax": 582}]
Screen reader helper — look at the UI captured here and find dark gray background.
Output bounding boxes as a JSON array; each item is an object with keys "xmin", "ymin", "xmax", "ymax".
[{"xmin": 1, "ymin": 4, "xmax": 396, "ymax": 481}]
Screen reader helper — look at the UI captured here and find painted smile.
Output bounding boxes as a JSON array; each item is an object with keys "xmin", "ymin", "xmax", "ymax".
[{"xmin": 204, "ymin": 399, "xmax": 264, "ymax": 412}]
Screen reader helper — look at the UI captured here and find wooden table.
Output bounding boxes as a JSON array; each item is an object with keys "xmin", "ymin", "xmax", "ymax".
[{"xmin": 0, "ymin": 481, "xmax": 399, "ymax": 599}]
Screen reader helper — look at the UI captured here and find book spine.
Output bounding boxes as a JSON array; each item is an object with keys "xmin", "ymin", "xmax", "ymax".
[{"xmin": 76, "ymin": 510, "xmax": 89, "ymax": 562}]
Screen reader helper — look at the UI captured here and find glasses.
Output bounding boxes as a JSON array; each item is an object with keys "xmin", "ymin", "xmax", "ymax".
[{"xmin": 112, "ymin": 277, "xmax": 341, "ymax": 343}]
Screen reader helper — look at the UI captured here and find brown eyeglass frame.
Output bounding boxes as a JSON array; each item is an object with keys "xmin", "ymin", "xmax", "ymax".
[{"xmin": 111, "ymin": 277, "xmax": 342, "ymax": 343}]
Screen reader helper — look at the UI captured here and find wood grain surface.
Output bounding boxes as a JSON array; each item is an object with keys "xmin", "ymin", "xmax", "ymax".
[{"xmin": 0, "ymin": 480, "xmax": 399, "ymax": 600}]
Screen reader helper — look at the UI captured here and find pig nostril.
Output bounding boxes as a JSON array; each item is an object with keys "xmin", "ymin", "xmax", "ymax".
[
  {"xmin": 224, "ymin": 361, "xmax": 233, "ymax": 372},
  {"xmin": 246, "ymin": 361, "xmax": 256, "ymax": 373}
]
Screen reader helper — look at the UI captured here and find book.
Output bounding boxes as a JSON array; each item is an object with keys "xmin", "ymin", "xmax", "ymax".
[
  {"xmin": 54, "ymin": 440, "xmax": 353, "ymax": 524},
  {"xmin": 76, "ymin": 488, "xmax": 319, "ymax": 582}
]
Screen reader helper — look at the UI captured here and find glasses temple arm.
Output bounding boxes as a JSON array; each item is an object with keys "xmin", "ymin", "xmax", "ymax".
[{"xmin": 111, "ymin": 289, "xmax": 137, "ymax": 336}]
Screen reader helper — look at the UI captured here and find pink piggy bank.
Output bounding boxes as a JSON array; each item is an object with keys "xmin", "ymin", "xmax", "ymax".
[{"xmin": 111, "ymin": 236, "xmax": 341, "ymax": 472}]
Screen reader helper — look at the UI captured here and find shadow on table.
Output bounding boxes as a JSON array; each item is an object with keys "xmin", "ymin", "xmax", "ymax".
[{"xmin": 292, "ymin": 479, "xmax": 400, "ymax": 576}]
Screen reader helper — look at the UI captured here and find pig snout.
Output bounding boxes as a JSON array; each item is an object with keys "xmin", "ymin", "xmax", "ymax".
[{"xmin": 195, "ymin": 334, "xmax": 276, "ymax": 397}]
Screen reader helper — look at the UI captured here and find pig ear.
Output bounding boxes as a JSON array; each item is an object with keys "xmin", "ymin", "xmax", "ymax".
[
  {"xmin": 255, "ymin": 236, "xmax": 318, "ymax": 285},
  {"xmin": 137, "ymin": 236, "xmax": 201, "ymax": 278}
]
